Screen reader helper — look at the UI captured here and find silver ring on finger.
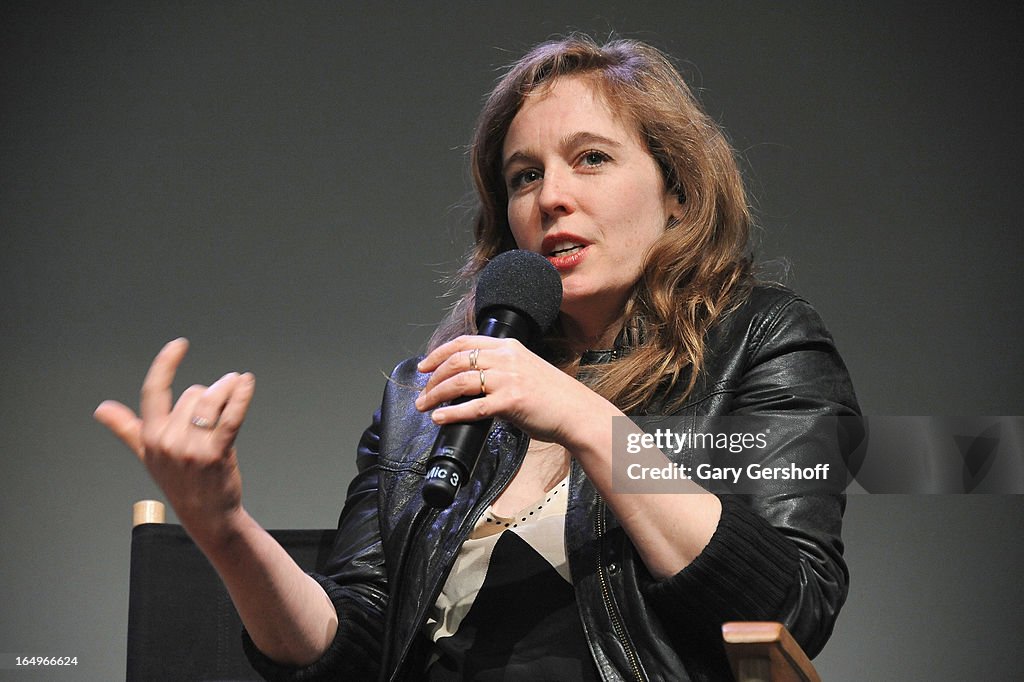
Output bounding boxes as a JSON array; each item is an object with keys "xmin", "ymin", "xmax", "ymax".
[
  {"xmin": 191, "ymin": 415, "xmax": 216, "ymax": 429},
  {"xmin": 479, "ymin": 369, "xmax": 486, "ymax": 396},
  {"xmin": 468, "ymin": 348, "xmax": 480, "ymax": 371}
]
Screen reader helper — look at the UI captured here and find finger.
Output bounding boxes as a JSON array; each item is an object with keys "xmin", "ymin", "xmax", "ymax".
[
  {"xmin": 187, "ymin": 372, "xmax": 241, "ymax": 428},
  {"xmin": 212, "ymin": 372, "xmax": 256, "ymax": 451},
  {"xmin": 94, "ymin": 400, "xmax": 145, "ymax": 458},
  {"xmin": 430, "ymin": 394, "xmax": 492, "ymax": 425},
  {"xmin": 165, "ymin": 383, "xmax": 210, "ymax": 435},
  {"xmin": 422, "ymin": 348, "xmax": 481, "ymax": 393},
  {"xmin": 140, "ymin": 338, "xmax": 190, "ymax": 424},
  {"xmin": 420, "ymin": 336, "xmax": 520, "ymax": 392},
  {"xmin": 417, "ymin": 368, "xmax": 490, "ymax": 411},
  {"xmin": 417, "ymin": 335, "xmax": 499, "ymax": 373}
]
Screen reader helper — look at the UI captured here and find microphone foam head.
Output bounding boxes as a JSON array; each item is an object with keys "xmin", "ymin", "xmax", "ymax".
[{"xmin": 474, "ymin": 250, "xmax": 563, "ymax": 336}]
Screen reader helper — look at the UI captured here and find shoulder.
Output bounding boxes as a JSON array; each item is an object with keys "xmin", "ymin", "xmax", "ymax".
[
  {"xmin": 683, "ymin": 283, "xmax": 857, "ymax": 409},
  {"xmin": 389, "ymin": 356, "xmax": 426, "ymax": 386},
  {"xmin": 717, "ymin": 283, "xmax": 836, "ymax": 360},
  {"xmin": 714, "ymin": 283, "xmax": 859, "ymax": 413},
  {"xmin": 731, "ymin": 283, "xmax": 815, "ymax": 330},
  {"xmin": 373, "ymin": 356, "xmax": 434, "ymax": 457},
  {"xmin": 379, "ymin": 356, "xmax": 429, "ymax": 414}
]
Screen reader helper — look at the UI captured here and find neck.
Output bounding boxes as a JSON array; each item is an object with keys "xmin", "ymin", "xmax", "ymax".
[{"xmin": 560, "ymin": 310, "xmax": 624, "ymax": 354}]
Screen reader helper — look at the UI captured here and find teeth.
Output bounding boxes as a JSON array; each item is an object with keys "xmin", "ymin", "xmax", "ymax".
[{"xmin": 548, "ymin": 242, "xmax": 583, "ymax": 256}]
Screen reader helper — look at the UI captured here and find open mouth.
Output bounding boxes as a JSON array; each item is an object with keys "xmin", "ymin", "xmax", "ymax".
[
  {"xmin": 546, "ymin": 242, "xmax": 585, "ymax": 257},
  {"xmin": 540, "ymin": 234, "xmax": 590, "ymax": 270}
]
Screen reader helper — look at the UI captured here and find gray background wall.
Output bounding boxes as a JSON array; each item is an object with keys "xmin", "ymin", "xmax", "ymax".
[{"xmin": 2, "ymin": 2, "xmax": 1021, "ymax": 679}]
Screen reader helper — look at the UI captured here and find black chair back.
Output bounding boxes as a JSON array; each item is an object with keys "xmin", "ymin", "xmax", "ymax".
[{"xmin": 127, "ymin": 524, "xmax": 336, "ymax": 681}]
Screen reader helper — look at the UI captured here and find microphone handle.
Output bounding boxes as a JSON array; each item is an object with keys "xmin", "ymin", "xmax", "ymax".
[{"xmin": 421, "ymin": 308, "xmax": 533, "ymax": 508}]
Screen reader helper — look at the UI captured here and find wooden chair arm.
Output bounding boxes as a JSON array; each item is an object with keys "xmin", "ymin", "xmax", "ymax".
[{"xmin": 722, "ymin": 621, "xmax": 821, "ymax": 682}]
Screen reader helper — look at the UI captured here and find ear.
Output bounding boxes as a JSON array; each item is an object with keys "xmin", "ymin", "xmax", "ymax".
[{"xmin": 663, "ymin": 186, "xmax": 685, "ymax": 224}]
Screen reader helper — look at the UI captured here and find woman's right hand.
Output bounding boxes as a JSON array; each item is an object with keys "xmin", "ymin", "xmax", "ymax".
[
  {"xmin": 97, "ymin": 339, "xmax": 339, "ymax": 663},
  {"xmin": 94, "ymin": 338, "xmax": 256, "ymax": 547}
]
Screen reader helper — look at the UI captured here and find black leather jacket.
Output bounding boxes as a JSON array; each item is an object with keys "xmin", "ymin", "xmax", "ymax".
[{"xmin": 245, "ymin": 285, "xmax": 860, "ymax": 682}]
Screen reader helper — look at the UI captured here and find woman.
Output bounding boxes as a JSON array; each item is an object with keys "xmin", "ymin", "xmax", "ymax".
[{"xmin": 97, "ymin": 35, "xmax": 858, "ymax": 681}]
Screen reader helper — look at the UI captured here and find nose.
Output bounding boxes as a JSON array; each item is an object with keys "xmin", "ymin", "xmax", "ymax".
[{"xmin": 537, "ymin": 167, "xmax": 576, "ymax": 220}]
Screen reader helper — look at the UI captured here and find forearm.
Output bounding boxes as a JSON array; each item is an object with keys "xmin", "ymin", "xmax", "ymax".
[
  {"xmin": 563, "ymin": 396, "xmax": 722, "ymax": 580},
  {"xmin": 188, "ymin": 507, "xmax": 338, "ymax": 667},
  {"xmin": 569, "ymin": 396, "xmax": 848, "ymax": 649}
]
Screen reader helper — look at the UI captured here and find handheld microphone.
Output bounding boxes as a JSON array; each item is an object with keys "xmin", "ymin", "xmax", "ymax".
[{"xmin": 421, "ymin": 250, "xmax": 562, "ymax": 509}]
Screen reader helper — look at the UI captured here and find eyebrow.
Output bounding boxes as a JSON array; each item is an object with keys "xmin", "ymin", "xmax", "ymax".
[{"xmin": 502, "ymin": 131, "xmax": 624, "ymax": 175}]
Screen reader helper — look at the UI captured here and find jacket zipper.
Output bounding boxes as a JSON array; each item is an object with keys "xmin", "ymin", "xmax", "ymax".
[{"xmin": 596, "ymin": 500, "xmax": 647, "ymax": 682}]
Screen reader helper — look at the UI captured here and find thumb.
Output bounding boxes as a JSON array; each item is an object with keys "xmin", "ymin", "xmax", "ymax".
[{"xmin": 94, "ymin": 400, "xmax": 144, "ymax": 459}]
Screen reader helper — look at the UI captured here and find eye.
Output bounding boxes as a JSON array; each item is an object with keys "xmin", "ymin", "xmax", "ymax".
[
  {"xmin": 578, "ymin": 150, "xmax": 610, "ymax": 168},
  {"xmin": 508, "ymin": 168, "xmax": 542, "ymax": 190}
]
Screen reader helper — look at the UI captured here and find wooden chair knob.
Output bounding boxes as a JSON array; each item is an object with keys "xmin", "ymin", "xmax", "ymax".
[{"xmin": 132, "ymin": 500, "xmax": 166, "ymax": 527}]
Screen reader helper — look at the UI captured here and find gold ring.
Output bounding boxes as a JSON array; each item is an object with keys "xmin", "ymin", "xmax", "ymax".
[
  {"xmin": 468, "ymin": 348, "xmax": 480, "ymax": 370},
  {"xmin": 191, "ymin": 415, "xmax": 215, "ymax": 429},
  {"xmin": 479, "ymin": 369, "xmax": 486, "ymax": 395}
]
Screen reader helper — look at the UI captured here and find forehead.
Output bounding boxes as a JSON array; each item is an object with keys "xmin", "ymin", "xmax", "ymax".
[{"xmin": 503, "ymin": 76, "xmax": 638, "ymax": 153}]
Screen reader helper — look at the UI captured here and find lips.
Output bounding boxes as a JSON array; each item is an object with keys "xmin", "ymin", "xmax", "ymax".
[{"xmin": 540, "ymin": 233, "xmax": 590, "ymax": 271}]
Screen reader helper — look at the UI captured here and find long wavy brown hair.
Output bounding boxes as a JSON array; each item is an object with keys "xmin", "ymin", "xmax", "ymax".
[{"xmin": 430, "ymin": 34, "xmax": 754, "ymax": 413}]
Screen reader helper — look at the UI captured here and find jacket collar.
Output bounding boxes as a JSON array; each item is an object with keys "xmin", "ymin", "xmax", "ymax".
[{"xmin": 579, "ymin": 319, "xmax": 641, "ymax": 365}]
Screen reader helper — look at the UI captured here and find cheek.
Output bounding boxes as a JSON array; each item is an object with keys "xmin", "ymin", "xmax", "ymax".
[
  {"xmin": 615, "ymin": 173, "xmax": 670, "ymax": 232},
  {"xmin": 506, "ymin": 202, "xmax": 535, "ymax": 249},
  {"xmin": 618, "ymin": 206, "xmax": 667, "ymax": 251},
  {"xmin": 636, "ymin": 190, "xmax": 672, "ymax": 243}
]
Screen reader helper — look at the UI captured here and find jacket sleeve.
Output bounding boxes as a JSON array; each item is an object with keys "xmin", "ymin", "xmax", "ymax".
[
  {"xmin": 242, "ymin": 409, "xmax": 389, "ymax": 681},
  {"xmin": 646, "ymin": 294, "xmax": 860, "ymax": 658}
]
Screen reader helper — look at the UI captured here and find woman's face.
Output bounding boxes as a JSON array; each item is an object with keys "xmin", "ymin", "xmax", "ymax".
[{"xmin": 502, "ymin": 76, "xmax": 679, "ymax": 336}]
